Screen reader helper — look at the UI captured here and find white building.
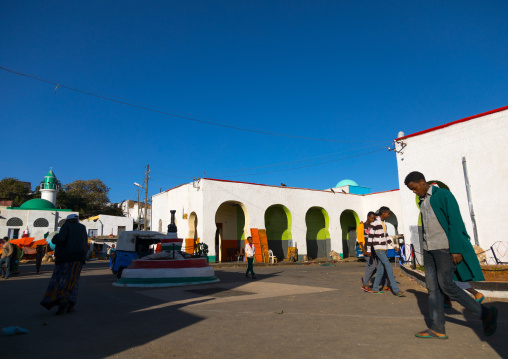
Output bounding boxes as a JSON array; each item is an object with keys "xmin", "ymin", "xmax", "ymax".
[
  {"xmin": 395, "ymin": 105, "xmax": 508, "ymax": 264},
  {"xmin": 1, "ymin": 170, "xmax": 133, "ymax": 240},
  {"xmin": 120, "ymin": 199, "xmax": 151, "ymax": 229},
  {"xmin": 151, "ymin": 178, "xmax": 402, "ymax": 262},
  {"xmin": 82, "ymin": 214, "xmax": 134, "ymax": 237}
]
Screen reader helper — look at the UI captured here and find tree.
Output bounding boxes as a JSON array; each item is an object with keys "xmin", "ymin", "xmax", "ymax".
[
  {"xmin": 63, "ymin": 179, "xmax": 112, "ymax": 216},
  {"xmin": 0, "ymin": 177, "xmax": 33, "ymax": 207}
]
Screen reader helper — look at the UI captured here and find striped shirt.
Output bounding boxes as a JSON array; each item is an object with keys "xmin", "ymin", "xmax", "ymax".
[{"xmin": 367, "ymin": 217, "xmax": 392, "ymax": 251}]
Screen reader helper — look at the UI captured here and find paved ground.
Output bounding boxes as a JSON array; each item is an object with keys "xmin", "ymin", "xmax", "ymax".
[{"xmin": 1, "ymin": 260, "xmax": 507, "ymax": 358}]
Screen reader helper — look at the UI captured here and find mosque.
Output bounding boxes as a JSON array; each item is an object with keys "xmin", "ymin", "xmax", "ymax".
[{"xmin": 0, "ymin": 170, "xmax": 133, "ymax": 240}]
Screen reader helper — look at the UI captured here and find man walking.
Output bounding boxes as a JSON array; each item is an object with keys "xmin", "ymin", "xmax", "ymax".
[
  {"xmin": 358, "ymin": 212, "xmax": 387, "ymax": 292},
  {"xmin": 40, "ymin": 213, "xmax": 88, "ymax": 315},
  {"xmin": 405, "ymin": 171, "xmax": 497, "ymax": 338},
  {"xmin": 368, "ymin": 207, "xmax": 405, "ymax": 296}
]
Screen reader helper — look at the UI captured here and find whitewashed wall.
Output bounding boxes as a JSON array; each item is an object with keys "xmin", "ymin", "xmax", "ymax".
[
  {"xmin": 0, "ymin": 209, "xmax": 78, "ymax": 240},
  {"xmin": 82, "ymin": 215, "xmax": 134, "ymax": 236},
  {"xmin": 152, "ymin": 179, "xmax": 402, "ymax": 259},
  {"xmin": 396, "ymin": 108, "xmax": 508, "ymax": 263}
]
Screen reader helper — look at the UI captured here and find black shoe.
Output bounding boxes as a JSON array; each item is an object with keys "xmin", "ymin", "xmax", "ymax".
[
  {"xmin": 245, "ymin": 274, "xmax": 249, "ymax": 278},
  {"xmin": 67, "ymin": 304, "xmax": 75, "ymax": 313},
  {"xmin": 56, "ymin": 299, "xmax": 69, "ymax": 316},
  {"xmin": 252, "ymin": 276, "xmax": 257, "ymax": 279}
]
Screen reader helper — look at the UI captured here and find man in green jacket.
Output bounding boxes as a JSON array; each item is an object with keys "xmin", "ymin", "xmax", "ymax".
[{"xmin": 405, "ymin": 171, "xmax": 497, "ymax": 339}]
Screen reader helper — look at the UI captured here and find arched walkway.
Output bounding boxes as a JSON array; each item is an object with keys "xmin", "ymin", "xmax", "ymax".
[
  {"xmin": 185, "ymin": 212, "xmax": 198, "ymax": 254},
  {"xmin": 340, "ymin": 209, "xmax": 360, "ymax": 258},
  {"xmin": 305, "ymin": 207, "xmax": 330, "ymax": 259},
  {"xmin": 264, "ymin": 204, "xmax": 292, "ymax": 260},
  {"xmin": 215, "ymin": 201, "xmax": 249, "ymax": 262}
]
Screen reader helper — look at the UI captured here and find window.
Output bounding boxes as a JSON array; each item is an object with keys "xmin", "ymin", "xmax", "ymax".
[
  {"xmin": 7, "ymin": 217, "xmax": 23, "ymax": 226},
  {"xmin": 118, "ymin": 226, "xmax": 126, "ymax": 236},
  {"xmin": 34, "ymin": 218, "xmax": 50, "ymax": 227}
]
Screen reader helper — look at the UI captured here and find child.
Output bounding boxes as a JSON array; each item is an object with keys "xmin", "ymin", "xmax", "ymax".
[{"xmin": 245, "ymin": 236, "xmax": 256, "ymax": 279}]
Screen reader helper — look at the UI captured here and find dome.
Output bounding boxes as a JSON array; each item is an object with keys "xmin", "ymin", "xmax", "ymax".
[
  {"xmin": 19, "ymin": 198, "xmax": 56, "ymax": 210},
  {"xmin": 335, "ymin": 179, "xmax": 359, "ymax": 188}
]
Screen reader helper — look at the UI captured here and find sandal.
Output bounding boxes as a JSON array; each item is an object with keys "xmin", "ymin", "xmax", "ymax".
[
  {"xmin": 475, "ymin": 293, "xmax": 485, "ymax": 303},
  {"xmin": 482, "ymin": 307, "xmax": 498, "ymax": 336},
  {"xmin": 415, "ymin": 329, "xmax": 448, "ymax": 340},
  {"xmin": 395, "ymin": 291, "xmax": 405, "ymax": 297}
]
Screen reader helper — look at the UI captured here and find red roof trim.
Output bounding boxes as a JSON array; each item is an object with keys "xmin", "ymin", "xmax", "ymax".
[
  {"xmin": 363, "ymin": 189, "xmax": 399, "ymax": 196},
  {"xmin": 203, "ymin": 178, "xmax": 399, "ymax": 196},
  {"xmin": 153, "ymin": 183, "xmax": 186, "ymax": 196},
  {"xmin": 153, "ymin": 178, "xmax": 400, "ymax": 197},
  {"xmin": 395, "ymin": 105, "xmax": 508, "ymax": 141},
  {"xmin": 202, "ymin": 178, "xmax": 335, "ymax": 193}
]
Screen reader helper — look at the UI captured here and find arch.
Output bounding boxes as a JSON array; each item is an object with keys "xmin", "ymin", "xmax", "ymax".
[
  {"xmin": 7, "ymin": 217, "xmax": 23, "ymax": 227},
  {"xmin": 264, "ymin": 204, "xmax": 293, "ymax": 260},
  {"xmin": 305, "ymin": 207, "xmax": 330, "ymax": 259},
  {"xmin": 340, "ymin": 209, "xmax": 360, "ymax": 258},
  {"xmin": 34, "ymin": 218, "xmax": 49, "ymax": 227},
  {"xmin": 385, "ymin": 211, "xmax": 398, "ymax": 235},
  {"xmin": 186, "ymin": 212, "xmax": 199, "ymax": 254},
  {"xmin": 58, "ymin": 219, "xmax": 66, "ymax": 227},
  {"xmin": 215, "ymin": 201, "xmax": 250, "ymax": 262}
]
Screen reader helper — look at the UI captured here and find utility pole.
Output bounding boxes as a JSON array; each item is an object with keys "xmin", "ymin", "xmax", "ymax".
[
  {"xmin": 144, "ymin": 164, "xmax": 150, "ymax": 231},
  {"xmin": 136, "ymin": 187, "xmax": 140, "ymax": 231}
]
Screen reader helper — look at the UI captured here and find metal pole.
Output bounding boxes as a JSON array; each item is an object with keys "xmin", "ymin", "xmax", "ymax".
[
  {"xmin": 136, "ymin": 187, "xmax": 140, "ymax": 231},
  {"xmin": 462, "ymin": 157, "xmax": 480, "ymax": 246},
  {"xmin": 144, "ymin": 165, "xmax": 149, "ymax": 231}
]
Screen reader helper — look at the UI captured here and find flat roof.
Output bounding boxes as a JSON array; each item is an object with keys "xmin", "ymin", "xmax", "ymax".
[
  {"xmin": 395, "ymin": 105, "xmax": 508, "ymax": 141},
  {"xmin": 154, "ymin": 178, "xmax": 398, "ymax": 196}
]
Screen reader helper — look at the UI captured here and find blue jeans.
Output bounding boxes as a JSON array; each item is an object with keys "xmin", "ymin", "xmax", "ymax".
[
  {"xmin": 372, "ymin": 250, "xmax": 400, "ymax": 293},
  {"xmin": 423, "ymin": 249, "xmax": 487, "ymax": 334},
  {"xmin": 0, "ymin": 257, "xmax": 11, "ymax": 278},
  {"xmin": 363, "ymin": 255, "xmax": 387, "ymax": 287}
]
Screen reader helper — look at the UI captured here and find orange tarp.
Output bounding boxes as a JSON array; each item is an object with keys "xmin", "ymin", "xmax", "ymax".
[
  {"xmin": 31, "ymin": 239, "xmax": 47, "ymax": 248},
  {"xmin": 9, "ymin": 237, "xmax": 34, "ymax": 247}
]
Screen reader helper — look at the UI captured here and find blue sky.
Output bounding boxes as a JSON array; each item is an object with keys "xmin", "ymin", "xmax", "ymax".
[{"xmin": 1, "ymin": 1, "xmax": 507, "ymax": 203}]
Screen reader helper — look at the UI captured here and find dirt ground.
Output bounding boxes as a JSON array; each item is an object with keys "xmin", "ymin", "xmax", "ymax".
[{"xmin": 481, "ymin": 265, "xmax": 508, "ymax": 282}]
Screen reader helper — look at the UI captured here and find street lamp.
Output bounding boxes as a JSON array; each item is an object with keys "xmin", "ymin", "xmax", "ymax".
[{"xmin": 134, "ymin": 182, "xmax": 143, "ymax": 231}]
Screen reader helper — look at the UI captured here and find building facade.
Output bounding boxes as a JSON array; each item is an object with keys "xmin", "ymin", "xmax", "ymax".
[
  {"xmin": 395, "ymin": 105, "xmax": 508, "ymax": 264},
  {"xmin": 151, "ymin": 178, "xmax": 402, "ymax": 262}
]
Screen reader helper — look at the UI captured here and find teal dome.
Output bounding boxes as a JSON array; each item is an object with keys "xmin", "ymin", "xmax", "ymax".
[
  {"xmin": 19, "ymin": 198, "xmax": 56, "ymax": 210},
  {"xmin": 335, "ymin": 179, "xmax": 359, "ymax": 188}
]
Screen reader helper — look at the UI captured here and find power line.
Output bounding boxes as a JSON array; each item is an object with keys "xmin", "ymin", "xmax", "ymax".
[
  {"xmin": 221, "ymin": 148, "xmax": 387, "ymax": 177},
  {"xmin": 205, "ymin": 142, "xmax": 391, "ymax": 176},
  {"xmin": 1, "ymin": 65, "xmax": 386, "ymax": 143}
]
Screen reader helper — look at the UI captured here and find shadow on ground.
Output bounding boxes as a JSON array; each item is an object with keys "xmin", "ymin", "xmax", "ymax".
[
  {"xmin": 1, "ymin": 261, "xmax": 281, "ymax": 358},
  {"xmin": 407, "ymin": 288, "xmax": 508, "ymax": 358}
]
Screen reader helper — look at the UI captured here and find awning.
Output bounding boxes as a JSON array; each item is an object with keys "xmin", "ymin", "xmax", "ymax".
[
  {"xmin": 85, "ymin": 215, "xmax": 101, "ymax": 222},
  {"xmin": 10, "ymin": 237, "xmax": 35, "ymax": 247}
]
